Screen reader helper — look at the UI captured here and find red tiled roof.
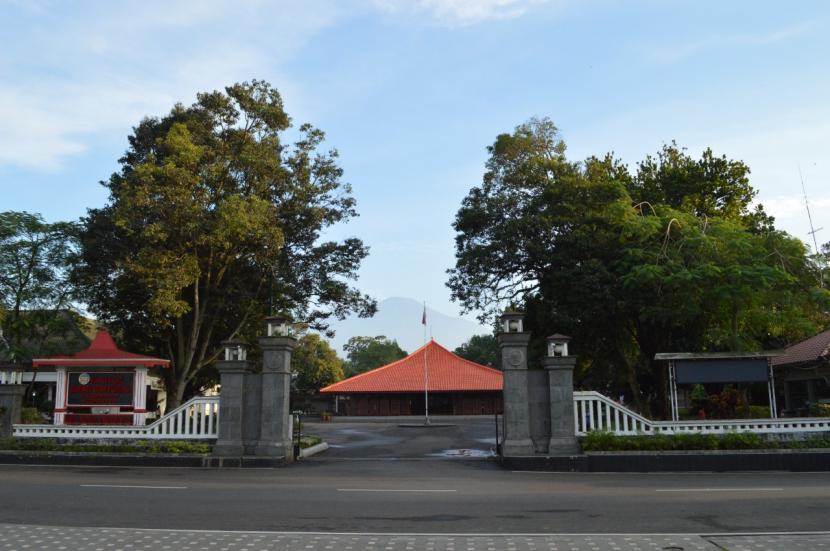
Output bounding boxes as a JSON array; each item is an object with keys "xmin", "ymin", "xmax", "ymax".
[
  {"xmin": 320, "ymin": 340, "xmax": 502, "ymax": 394},
  {"xmin": 32, "ymin": 331, "xmax": 170, "ymax": 368},
  {"xmin": 772, "ymin": 329, "xmax": 830, "ymax": 367}
]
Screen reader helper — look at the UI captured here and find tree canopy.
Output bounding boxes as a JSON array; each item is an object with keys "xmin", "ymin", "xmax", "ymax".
[
  {"xmin": 75, "ymin": 81, "xmax": 375, "ymax": 408},
  {"xmin": 448, "ymin": 118, "xmax": 830, "ymax": 415},
  {"xmin": 292, "ymin": 333, "xmax": 344, "ymax": 392},
  {"xmin": 454, "ymin": 334, "xmax": 499, "ymax": 368},
  {"xmin": 0, "ymin": 211, "xmax": 83, "ymax": 362},
  {"xmin": 342, "ymin": 335, "xmax": 407, "ymax": 378}
]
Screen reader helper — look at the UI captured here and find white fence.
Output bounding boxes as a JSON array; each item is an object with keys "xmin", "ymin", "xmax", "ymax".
[
  {"xmin": 0, "ymin": 370, "xmax": 23, "ymax": 385},
  {"xmin": 574, "ymin": 390, "xmax": 830, "ymax": 436},
  {"xmin": 13, "ymin": 396, "xmax": 219, "ymax": 440}
]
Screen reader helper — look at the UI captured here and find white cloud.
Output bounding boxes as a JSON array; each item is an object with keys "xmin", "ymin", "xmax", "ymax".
[
  {"xmin": 0, "ymin": 0, "xmax": 344, "ymax": 170},
  {"xmin": 371, "ymin": 0, "xmax": 549, "ymax": 26}
]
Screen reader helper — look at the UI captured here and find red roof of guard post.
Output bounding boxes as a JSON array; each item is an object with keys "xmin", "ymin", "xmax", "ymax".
[
  {"xmin": 31, "ymin": 330, "xmax": 170, "ymax": 368},
  {"xmin": 319, "ymin": 339, "xmax": 502, "ymax": 394}
]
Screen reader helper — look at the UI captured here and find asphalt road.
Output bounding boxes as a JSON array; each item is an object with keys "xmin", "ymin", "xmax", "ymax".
[
  {"xmin": 2, "ymin": 459, "xmax": 830, "ymax": 534},
  {"xmin": 303, "ymin": 416, "xmax": 498, "ymax": 458}
]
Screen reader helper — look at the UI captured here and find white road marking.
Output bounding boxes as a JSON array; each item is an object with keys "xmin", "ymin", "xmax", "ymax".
[
  {"xmin": 80, "ymin": 484, "xmax": 187, "ymax": 489},
  {"xmin": 337, "ymin": 488, "xmax": 457, "ymax": 493},
  {"xmin": 655, "ymin": 488, "xmax": 783, "ymax": 492}
]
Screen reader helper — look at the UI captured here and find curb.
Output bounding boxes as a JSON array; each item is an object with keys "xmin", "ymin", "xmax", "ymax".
[
  {"xmin": 0, "ymin": 450, "xmax": 286, "ymax": 468},
  {"xmin": 502, "ymin": 449, "xmax": 830, "ymax": 472},
  {"xmin": 299, "ymin": 442, "xmax": 329, "ymax": 458}
]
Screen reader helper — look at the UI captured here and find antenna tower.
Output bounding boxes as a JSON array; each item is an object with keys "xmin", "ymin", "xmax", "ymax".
[{"xmin": 800, "ymin": 166, "xmax": 825, "ymax": 287}]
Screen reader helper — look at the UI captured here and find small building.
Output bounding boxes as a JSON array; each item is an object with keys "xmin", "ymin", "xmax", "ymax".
[
  {"xmin": 320, "ymin": 340, "xmax": 503, "ymax": 416},
  {"xmin": 32, "ymin": 331, "xmax": 170, "ymax": 426},
  {"xmin": 773, "ymin": 329, "xmax": 830, "ymax": 416}
]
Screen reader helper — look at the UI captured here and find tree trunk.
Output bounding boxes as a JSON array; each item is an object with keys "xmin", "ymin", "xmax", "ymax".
[
  {"xmin": 163, "ymin": 373, "xmax": 188, "ymax": 413},
  {"xmin": 625, "ymin": 358, "xmax": 644, "ymax": 415}
]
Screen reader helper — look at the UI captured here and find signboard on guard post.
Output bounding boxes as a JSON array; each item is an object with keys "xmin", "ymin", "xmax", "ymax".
[{"xmin": 67, "ymin": 372, "xmax": 134, "ymax": 406}]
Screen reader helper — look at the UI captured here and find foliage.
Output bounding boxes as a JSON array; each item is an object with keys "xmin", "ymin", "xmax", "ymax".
[
  {"xmin": 299, "ymin": 435, "xmax": 322, "ymax": 449},
  {"xmin": 580, "ymin": 431, "xmax": 830, "ymax": 451},
  {"xmin": 448, "ymin": 117, "xmax": 830, "ymax": 416},
  {"xmin": 0, "ymin": 438, "xmax": 210, "ymax": 454},
  {"xmin": 707, "ymin": 386, "xmax": 740, "ymax": 419},
  {"xmin": 292, "ymin": 333, "xmax": 344, "ymax": 392},
  {"xmin": 0, "ymin": 211, "xmax": 82, "ymax": 362},
  {"xmin": 454, "ymin": 333, "xmax": 500, "ymax": 368},
  {"xmin": 342, "ymin": 335, "xmax": 407, "ymax": 377},
  {"xmin": 19, "ymin": 408, "xmax": 43, "ymax": 424},
  {"xmin": 74, "ymin": 81, "xmax": 375, "ymax": 409},
  {"xmin": 748, "ymin": 405, "xmax": 771, "ymax": 418}
]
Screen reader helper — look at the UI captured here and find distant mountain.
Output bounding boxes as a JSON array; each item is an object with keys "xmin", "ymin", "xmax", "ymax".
[{"xmin": 325, "ymin": 297, "xmax": 491, "ymax": 356}]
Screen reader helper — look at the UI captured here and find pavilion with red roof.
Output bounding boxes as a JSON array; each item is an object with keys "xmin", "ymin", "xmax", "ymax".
[
  {"xmin": 320, "ymin": 340, "xmax": 503, "ymax": 416},
  {"xmin": 33, "ymin": 331, "xmax": 169, "ymax": 426}
]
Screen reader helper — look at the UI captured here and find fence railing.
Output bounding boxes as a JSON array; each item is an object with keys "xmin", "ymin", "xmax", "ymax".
[
  {"xmin": 13, "ymin": 396, "xmax": 219, "ymax": 440},
  {"xmin": 0, "ymin": 370, "xmax": 23, "ymax": 385},
  {"xmin": 574, "ymin": 391, "xmax": 655, "ymax": 435},
  {"xmin": 573, "ymin": 391, "xmax": 830, "ymax": 436}
]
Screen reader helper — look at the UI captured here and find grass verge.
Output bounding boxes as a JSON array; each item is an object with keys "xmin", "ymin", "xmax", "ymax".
[
  {"xmin": 0, "ymin": 438, "xmax": 210, "ymax": 454},
  {"xmin": 580, "ymin": 431, "xmax": 830, "ymax": 451}
]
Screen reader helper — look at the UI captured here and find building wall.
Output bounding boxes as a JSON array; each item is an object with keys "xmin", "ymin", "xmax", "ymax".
[{"xmin": 337, "ymin": 392, "xmax": 502, "ymax": 416}]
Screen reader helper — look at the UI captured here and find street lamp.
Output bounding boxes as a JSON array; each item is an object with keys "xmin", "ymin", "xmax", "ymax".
[
  {"xmin": 221, "ymin": 339, "xmax": 249, "ymax": 362},
  {"xmin": 500, "ymin": 311, "xmax": 525, "ymax": 334},
  {"xmin": 546, "ymin": 334, "xmax": 571, "ymax": 358},
  {"xmin": 265, "ymin": 315, "xmax": 291, "ymax": 337}
]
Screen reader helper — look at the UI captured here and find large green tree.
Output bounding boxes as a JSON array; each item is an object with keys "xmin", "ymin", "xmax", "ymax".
[
  {"xmin": 75, "ymin": 81, "xmax": 375, "ymax": 409},
  {"xmin": 292, "ymin": 333, "xmax": 344, "ymax": 392},
  {"xmin": 0, "ymin": 211, "xmax": 82, "ymax": 362},
  {"xmin": 448, "ymin": 118, "xmax": 830, "ymax": 415},
  {"xmin": 454, "ymin": 334, "xmax": 499, "ymax": 368},
  {"xmin": 342, "ymin": 336, "xmax": 407, "ymax": 377}
]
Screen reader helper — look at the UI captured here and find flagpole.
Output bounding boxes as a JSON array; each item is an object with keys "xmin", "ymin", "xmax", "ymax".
[{"xmin": 423, "ymin": 301, "xmax": 429, "ymax": 425}]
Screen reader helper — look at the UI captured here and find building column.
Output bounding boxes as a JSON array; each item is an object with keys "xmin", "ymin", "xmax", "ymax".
[
  {"xmin": 213, "ymin": 357, "xmax": 253, "ymax": 457},
  {"xmin": 499, "ymin": 329, "xmax": 534, "ymax": 457},
  {"xmin": 807, "ymin": 380, "xmax": 818, "ymax": 404},
  {"xmin": 255, "ymin": 336, "xmax": 297, "ymax": 459},
  {"xmin": 0, "ymin": 368, "xmax": 26, "ymax": 438},
  {"xmin": 544, "ymin": 355, "xmax": 579, "ymax": 455},
  {"xmin": 132, "ymin": 366, "xmax": 148, "ymax": 426},
  {"xmin": 53, "ymin": 366, "xmax": 68, "ymax": 425},
  {"xmin": 783, "ymin": 380, "xmax": 793, "ymax": 413}
]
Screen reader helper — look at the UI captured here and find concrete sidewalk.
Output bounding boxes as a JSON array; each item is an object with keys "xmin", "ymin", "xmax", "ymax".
[{"xmin": 2, "ymin": 524, "xmax": 829, "ymax": 550}]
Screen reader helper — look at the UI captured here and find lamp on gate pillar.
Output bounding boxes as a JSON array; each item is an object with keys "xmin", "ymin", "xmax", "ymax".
[
  {"xmin": 543, "ymin": 332, "xmax": 578, "ymax": 455},
  {"xmin": 221, "ymin": 339, "xmax": 249, "ymax": 362},
  {"xmin": 497, "ymin": 309, "xmax": 535, "ymax": 457},
  {"xmin": 500, "ymin": 311, "xmax": 525, "ymax": 334},
  {"xmin": 265, "ymin": 315, "xmax": 292, "ymax": 338},
  {"xmin": 546, "ymin": 334, "xmax": 571, "ymax": 358},
  {"xmin": 213, "ymin": 339, "xmax": 252, "ymax": 458}
]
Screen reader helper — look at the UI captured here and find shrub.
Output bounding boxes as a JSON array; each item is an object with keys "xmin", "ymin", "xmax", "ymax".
[
  {"xmin": 748, "ymin": 405, "xmax": 771, "ymax": 418},
  {"xmin": 20, "ymin": 408, "xmax": 43, "ymax": 424},
  {"xmin": 580, "ymin": 431, "xmax": 830, "ymax": 451},
  {"xmin": 0, "ymin": 438, "xmax": 210, "ymax": 454}
]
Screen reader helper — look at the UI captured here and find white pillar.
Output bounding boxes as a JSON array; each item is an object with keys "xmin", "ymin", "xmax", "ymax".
[
  {"xmin": 54, "ymin": 366, "xmax": 67, "ymax": 425},
  {"xmin": 133, "ymin": 366, "xmax": 148, "ymax": 426}
]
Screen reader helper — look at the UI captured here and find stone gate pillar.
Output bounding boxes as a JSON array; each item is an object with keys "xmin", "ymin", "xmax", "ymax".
[
  {"xmin": 0, "ymin": 366, "xmax": 25, "ymax": 438},
  {"xmin": 213, "ymin": 340, "xmax": 253, "ymax": 457},
  {"xmin": 543, "ymin": 334, "xmax": 579, "ymax": 455},
  {"xmin": 255, "ymin": 316, "xmax": 296, "ymax": 459},
  {"xmin": 498, "ymin": 311, "xmax": 534, "ymax": 456}
]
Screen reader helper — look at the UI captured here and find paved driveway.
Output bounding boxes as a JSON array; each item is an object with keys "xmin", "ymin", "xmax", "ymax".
[{"xmin": 300, "ymin": 415, "xmax": 499, "ymax": 459}]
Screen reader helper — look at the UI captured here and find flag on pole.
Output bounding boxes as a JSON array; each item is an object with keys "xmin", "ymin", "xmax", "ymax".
[{"xmin": 421, "ymin": 303, "xmax": 427, "ymax": 325}]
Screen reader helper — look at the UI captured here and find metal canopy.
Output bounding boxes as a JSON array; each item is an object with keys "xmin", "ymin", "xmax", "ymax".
[{"xmin": 655, "ymin": 351, "xmax": 781, "ymax": 421}]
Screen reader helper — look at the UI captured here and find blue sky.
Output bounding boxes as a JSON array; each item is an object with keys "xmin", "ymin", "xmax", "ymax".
[{"xmin": 1, "ymin": 0, "xmax": 828, "ymax": 328}]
